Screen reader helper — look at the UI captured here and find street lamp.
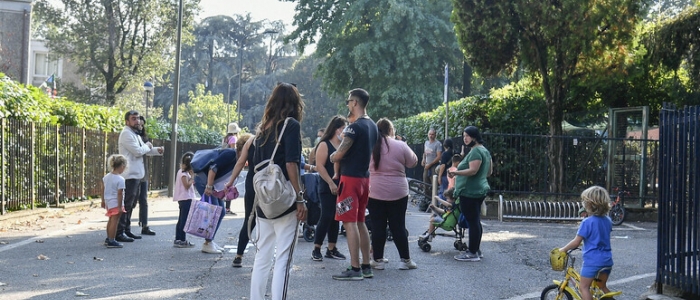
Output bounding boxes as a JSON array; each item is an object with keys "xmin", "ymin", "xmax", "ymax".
[
  {"xmin": 143, "ymin": 80, "xmax": 153, "ymax": 119},
  {"xmin": 263, "ymin": 29, "xmax": 278, "ymax": 75}
]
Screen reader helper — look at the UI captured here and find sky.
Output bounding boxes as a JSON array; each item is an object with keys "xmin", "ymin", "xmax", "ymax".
[{"xmin": 197, "ymin": 0, "xmax": 297, "ymax": 31}]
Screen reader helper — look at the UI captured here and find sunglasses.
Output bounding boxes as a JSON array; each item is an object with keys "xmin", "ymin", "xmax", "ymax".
[{"xmin": 345, "ymin": 99, "xmax": 355, "ymax": 105}]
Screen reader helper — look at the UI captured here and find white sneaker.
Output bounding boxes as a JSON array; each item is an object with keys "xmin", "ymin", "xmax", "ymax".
[
  {"xmin": 211, "ymin": 241, "xmax": 224, "ymax": 251},
  {"xmin": 202, "ymin": 242, "xmax": 222, "ymax": 254},
  {"xmin": 370, "ymin": 258, "xmax": 385, "ymax": 270},
  {"xmin": 399, "ymin": 258, "xmax": 417, "ymax": 270}
]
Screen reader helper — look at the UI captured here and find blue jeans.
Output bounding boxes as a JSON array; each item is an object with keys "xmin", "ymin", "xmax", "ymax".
[
  {"xmin": 176, "ymin": 200, "xmax": 192, "ymax": 241},
  {"xmin": 438, "ymin": 175, "xmax": 448, "ymax": 199}
]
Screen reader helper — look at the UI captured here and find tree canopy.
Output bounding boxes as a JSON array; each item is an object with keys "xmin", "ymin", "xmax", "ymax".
[
  {"xmin": 451, "ymin": 0, "xmax": 646, "ymax": 193},
  {"xmin": 286, "ymin": 0, "xmax": 464, "ymax": 120},
  {"xmin": 32, "ymin": 0, "xmax": 199, "ymax": 105}
]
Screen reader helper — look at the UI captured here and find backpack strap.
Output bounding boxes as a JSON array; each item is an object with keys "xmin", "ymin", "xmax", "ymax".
[{"xmin": 254, "ymin": 117, "xmax": 293, "ymax": 173}]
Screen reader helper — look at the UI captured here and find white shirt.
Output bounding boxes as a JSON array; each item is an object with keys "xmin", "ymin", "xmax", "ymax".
[
  {"xmin": 118, "ymin": 126, "xmax": 161, "ymax": 180},
  {"xmin": 103, "ymin": 173, "xmax": 125, "ymax": 209}
]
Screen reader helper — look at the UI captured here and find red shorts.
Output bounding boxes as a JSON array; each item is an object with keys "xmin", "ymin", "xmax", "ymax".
[
  {"xmin": 335, "ymin": 176, "xmax": 369, "ymax": 223},
  {"xmin": 105, "ymin": 207, "xmax": 126, "ymax": 217}
]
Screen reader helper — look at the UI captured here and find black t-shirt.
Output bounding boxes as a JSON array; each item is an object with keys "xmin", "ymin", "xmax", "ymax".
[
  {"xmin": 340, "ymin": 117, "xmax": 378, "ymax": 178},
  {"xmin": 252, "ymin": 118, "xmax": 302, "ymax": 219},
  {"xmin": 439, "ymin": 149, "xmax": 453, "ymax": 178}
]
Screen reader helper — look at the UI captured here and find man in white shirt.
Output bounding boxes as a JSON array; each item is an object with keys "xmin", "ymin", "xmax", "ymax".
[{"xmin": 116, "ymin": 110, "xmax": 162, "ymax": 242}]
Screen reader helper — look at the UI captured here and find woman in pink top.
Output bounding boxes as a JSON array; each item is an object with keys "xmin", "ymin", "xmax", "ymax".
[{"xmin": 367, "ymin": 118, "xmax": 419, "ymax": 270}]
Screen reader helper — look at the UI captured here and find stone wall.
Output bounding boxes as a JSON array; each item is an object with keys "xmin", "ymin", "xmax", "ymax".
[{"xmin": 0, "ymin": 0, "xmax": 32, "ymax": 83}]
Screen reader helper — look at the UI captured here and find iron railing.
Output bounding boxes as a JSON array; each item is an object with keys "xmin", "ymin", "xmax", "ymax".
[{"xmin": 0, "ymin": 118, "xmax": 213, "ymax": 214}]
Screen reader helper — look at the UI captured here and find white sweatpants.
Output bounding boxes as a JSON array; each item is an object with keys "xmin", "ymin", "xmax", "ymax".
[{"xmin": 250, "ymin": 212, "xmax": 299, "ymax": 300}]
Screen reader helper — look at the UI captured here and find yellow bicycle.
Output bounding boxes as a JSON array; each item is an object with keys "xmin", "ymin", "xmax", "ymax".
[{"xmin": 541, "ymin": 248, "xmax": 622, "ymax": 300}]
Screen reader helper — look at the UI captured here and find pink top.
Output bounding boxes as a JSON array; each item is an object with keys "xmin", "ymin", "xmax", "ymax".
[
  {"xmin": 173, "ymin": 169, "xmax": 196, "ymax": 201},
  {"xmin": 369, "ymin": 138, "xmax": 418, "ymax": 201},
  {"xmin": 227, "ymin": 135, "xmax": 238, "ymax": 146}
]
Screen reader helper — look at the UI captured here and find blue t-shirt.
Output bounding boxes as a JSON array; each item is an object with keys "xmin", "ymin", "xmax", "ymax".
[
  {"xmin": 339, "ymin": 117, "xmax": 378, "ymax": 178},
  {"xmin": 577, "ymin": 215, "xmax": 614, "ymax": 268}
]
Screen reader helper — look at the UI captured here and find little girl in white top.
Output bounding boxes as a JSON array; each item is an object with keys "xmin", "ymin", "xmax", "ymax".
[{"xmin": 102, "ymin": 154, "xmax": 127, "ymax": 248}]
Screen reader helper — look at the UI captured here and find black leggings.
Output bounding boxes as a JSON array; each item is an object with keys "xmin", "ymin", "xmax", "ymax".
[
  {"xmin": 313, "ymin": 191, "xmax": 340, "ymax": 246},
  {"xmin": 367, "ymin": 196, "xmax": 410, "ymax": 260},
  {"xmin": 459, "ymin": 196, "xmax": 485, "ymax": 254},
  {"xmin": 236, "ymin": 193, "xmax": 256, "ymax": 256}
]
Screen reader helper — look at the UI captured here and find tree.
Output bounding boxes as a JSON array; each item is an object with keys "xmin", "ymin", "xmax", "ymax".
[
  {"xmin": 286, "ymin": 0, "xmax": 464, "ymax": 120},
  {"xmin": 451, "ymin": 0, "xmax": 645, "ymax": 193},
  {"xmin": 32, "ymin": 0, "xmax": 199, "ymax": 105}
]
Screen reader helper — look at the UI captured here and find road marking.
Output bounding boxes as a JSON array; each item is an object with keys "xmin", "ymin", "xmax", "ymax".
[
  {"xmin": 226, "ymin": 243, "xmax": 253, "ymax": 254},
  {"xmin": 621, "ymin": 223, "xmax": 646, "ymax": 230},
  {"xmin": 505, "ymin": 272, "xmax": 655, "ymax": 300},
  {"xmin": 0, "ymin": 220, "xmax": 96, "ymax": 253}
]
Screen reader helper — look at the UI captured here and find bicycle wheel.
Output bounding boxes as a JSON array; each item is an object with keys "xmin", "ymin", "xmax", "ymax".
[
  {"xmin": 541, "ymin": 284, "xmax": 573, "ymax": 300},
  {"xmin": 609, "ymin": 204, "xmax": 626, "ymax": 226}
]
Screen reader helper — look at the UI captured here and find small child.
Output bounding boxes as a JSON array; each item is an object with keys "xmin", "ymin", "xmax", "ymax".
[
  {"xmin": 420, "ymin": 187, "xmax": 456, "ymax": 241},
  {"xmin": 102, "ymin": 154, "xmax": 127, "ymax": 248},
  {"xmin": 173, "ymin": 152, "xmax": 197, "ymax": 248},
  {"xmin": 558, "ymin": 186, "xmax": 613, "ymax": 300},
  {"xmin": 446, "ymin": 154, "xmax": 462, "ymax": 191}
]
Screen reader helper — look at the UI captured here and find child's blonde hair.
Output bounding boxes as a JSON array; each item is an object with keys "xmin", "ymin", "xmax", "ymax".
[
  {"xmin": 581, "ymin": 186, "xmax": 611, "ymax": 216},
  {"xmin": 443, "ymin": 187, "xmax": 455, "ymax": 201},
  {"xmin": 107, "ymin": 154, "xmax": 127, "ymax": 172}
]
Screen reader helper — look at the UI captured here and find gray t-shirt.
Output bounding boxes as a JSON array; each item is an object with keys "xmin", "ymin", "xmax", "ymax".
[{"xmin": 424, "ymin": 140, "xmax": 442, "ymax": 165}]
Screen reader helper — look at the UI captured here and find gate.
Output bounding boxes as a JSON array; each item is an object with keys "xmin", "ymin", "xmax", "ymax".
[{"xmin": 657, "ymin": 103, "xmax": 700, "ymax": 297}]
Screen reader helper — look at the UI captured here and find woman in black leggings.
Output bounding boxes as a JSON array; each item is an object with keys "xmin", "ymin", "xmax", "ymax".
[
  {"xmin": 311, "ymin": 115, "xmax": 348, "ymax": 261},
  {"xmin": 224, "ymin": 133, "xmax": 254, "ymax": 267}
]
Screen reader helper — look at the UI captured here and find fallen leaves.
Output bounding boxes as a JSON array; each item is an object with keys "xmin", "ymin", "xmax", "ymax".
[
  {"xmin": 35, "ymin": 240, "xmax": 44, "ymax": 243},
  {"xmin": 93, "ymin": 257, "xmax": 103, "ymax": 261},
  {"xmin": 37, "ymin": 254, "xmax": 49, "ymax": 260},
  {"xmin": 75, "ymin": 291, "xmax": 89, "ymax": 296}
]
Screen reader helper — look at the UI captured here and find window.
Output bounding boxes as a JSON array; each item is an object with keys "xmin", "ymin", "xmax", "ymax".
[{"xmin": 34, "ymin": 53, "xmax": 60, "ymax": 77}]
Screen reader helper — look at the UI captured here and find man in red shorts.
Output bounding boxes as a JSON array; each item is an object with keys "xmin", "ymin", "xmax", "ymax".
[{"xmin": 330, "ymin": 88, "xmax": 378, "ymax": 281}]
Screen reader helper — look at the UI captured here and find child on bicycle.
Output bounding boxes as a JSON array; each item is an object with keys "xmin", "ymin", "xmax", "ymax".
[
  {"xmin": 419, "ymin": 187, "xmax": 456, "ymax": 241},
  {"xmin": 559, "ymin": 185, "xmax": 613, "ymax": 300}
]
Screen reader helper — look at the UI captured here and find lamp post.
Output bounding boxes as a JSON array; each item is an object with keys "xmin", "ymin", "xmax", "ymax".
[
  {"xmin": 143, "ymin": 80, "xmax": 153, "ymax": 119},
  {"xmin": 262, "ymin": 29, "xmax": 278, "ymax": 75},
  {"xmin": 168, "ymin": 0, "xmax": 184, "ymax": 197}
]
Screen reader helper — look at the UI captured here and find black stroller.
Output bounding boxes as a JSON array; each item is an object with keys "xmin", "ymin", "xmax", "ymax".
[{"xmin": 300, "ymin": 173, "xmax": 321, "ymax": 242}]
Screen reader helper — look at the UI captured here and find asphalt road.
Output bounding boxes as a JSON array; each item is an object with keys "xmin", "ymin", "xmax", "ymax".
[{"xmin": 0, "ymin": 196, "xmax": 657, "ymax": 300}]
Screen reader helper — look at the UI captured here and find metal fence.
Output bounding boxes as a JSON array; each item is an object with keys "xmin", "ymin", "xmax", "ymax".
[
  {"xmin": 657, "ymin": 103, "xmax": 700, "ymax": 297},
  {"xmin": 0, "ymin": 118, "xmax": 213, "ymax": 214},
  {"xmin": 407, "ymin": 132, "xmax": 659, "ymax": 208}
]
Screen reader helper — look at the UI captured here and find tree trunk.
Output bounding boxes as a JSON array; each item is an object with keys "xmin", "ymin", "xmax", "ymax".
[
  {"xmin": 463, "ymin": 60, "xmax": 472, "ymax": 97},
  {"xmin": 547, "ymin": 89, "xmax": 564, "ymax": 195}
]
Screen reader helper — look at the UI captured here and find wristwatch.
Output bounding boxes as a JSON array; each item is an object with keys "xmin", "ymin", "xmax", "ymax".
[{"xmin": 296, "ymin": 191, "xmax": 306, "ymax": 202}]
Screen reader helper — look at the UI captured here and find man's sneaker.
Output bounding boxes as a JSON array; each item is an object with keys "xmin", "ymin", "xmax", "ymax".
[
  {"xmin": 477, "ymin": 250, "xmax": 483, "ymax": 258},
  {"xmin": 232, "ymin": 256, "xmax": 243, "ymax": 268},
  {"xmin": 202, "ymin": 242, "xmax": 222, "ymax": 254},
  {"xmin": 325, "ymin": 247, "xmax": 346, "ymax": 260},
  {"xmin": 399, "ymin": 258, "xmax": 417, "ymax": 270},
  {"xmin": 361, "ymin": 266, "xmax": 374, "ymax": 278},
  {"xmin": 454, "ymin": 251, "xmax": 481, "ymax": 262},
  {"xmin": 104, "ymin": 238, "xmax": 109, "ymax": 245},
  {"xmin": 106, "ymin": 240, "xmax": 123, "ymax": 248},
  {"xmin": 312, "ymin": 248, "xmax": 323, "ymax": 261},
  {"xmin": 174, "ymin": 240, "xmax": 195, "ymax": 248},
  {"xmin": 370, "ymin": 259, "xmax": 385, "ymax": 270},
  {"xmin": 332, "ymin": 268, "xmax": 364, "ymax": 281}
]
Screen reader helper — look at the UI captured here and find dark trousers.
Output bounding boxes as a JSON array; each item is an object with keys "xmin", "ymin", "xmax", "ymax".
[
  {"xmin": 118, "ymin": 179, "xmax": 141, "ymax": 235},
  {"xmin": 236, "ymin": 193, "xmax": 256, "ymax": 255},
  {"xmin": 137, "ymin": 180, "xmax": 149, "ymax": 227},
  {"xmin": 459, "ymin": 195, "xmax": 485, "ymax": 254},
  {"xmin": 313, "ymin": 191, "xmax": 340, "ymax": 246},
  {"xmin": 367, "ymin": 196, "xmax": 410, "ymax": 260},
  {"xmin": 175, "ymin": 199, "xmax": 192, "ymax": 241}
]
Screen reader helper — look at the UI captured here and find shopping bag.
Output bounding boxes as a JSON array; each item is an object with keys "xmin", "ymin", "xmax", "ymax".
[{"xmin": 184, "ymin": 195, "xmax": 223, "ymax": 239}]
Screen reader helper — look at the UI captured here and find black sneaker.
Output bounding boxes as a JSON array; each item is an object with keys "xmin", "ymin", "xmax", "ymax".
[
  {"xmin": 106, "ymin": 240, "xmax": 123, "ymax": 248},
  {"xmin": 312, "ymin": 248, "xmax": 323, "ymax": 261},
  {"xmin": 332, "ymin": 268, "xmax": 363, "ymax": 281},
  {"xmin": 124, "ymin": 231, "xmax": 142, "ymax": 239},
  {"xmin": 232, "ymin": 256, "xmax": 242, "ymax": 268},
  {"xmin": 325, "ymin": 247, "xmax": 347, "ymax": 260}
]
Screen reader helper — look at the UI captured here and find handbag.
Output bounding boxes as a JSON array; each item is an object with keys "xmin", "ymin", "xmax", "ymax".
[{"xmin": 184, "ymin": 195, "xmax": 223, "ymax": 239}]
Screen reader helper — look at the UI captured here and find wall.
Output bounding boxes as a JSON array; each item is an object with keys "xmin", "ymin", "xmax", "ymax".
[{"xmin": 0, "ymin": 0, "xmax": 32, "ymax": 84}]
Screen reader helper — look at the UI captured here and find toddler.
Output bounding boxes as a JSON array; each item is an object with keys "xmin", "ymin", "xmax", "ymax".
[
  {"xmin": 446, "ymin": 154, "xmax": 462, "ymax": 191},
  {"xmin": 558, "ymin": 186, "xmax": 613, "ymax": 300},
  {"xmin": 102, "ymin": 154, "xmax": 127, "ymax": 248},
  {"xmin": 173, "ymin": 152, "xmax": 197, "ymax": 248},
  {"xmin": 420, "ymin": 187, "xmax": 456, "ymax": 241}
]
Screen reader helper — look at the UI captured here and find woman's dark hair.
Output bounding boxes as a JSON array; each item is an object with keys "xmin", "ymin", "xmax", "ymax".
[
  {"xmin": 443, "ymin": 138, "xmax": 453, "ymax": 150},
  {"xmin": 313, "ymin": 115, "xmax": 347, "ymax": 156},
  {"xmin": 372, "ymin": 118, "xmax": 393, "ymax": 169},
  {"xmin": 255, "ymin": 82, "xmax": 304, "ymax": 146},
  {"xmin": 181, "ymin": 152, "xmax": 194, "ymax": 172},
  {"xmin": 138, "ymin": 116, "xmax": 150, "ymax": 142}
]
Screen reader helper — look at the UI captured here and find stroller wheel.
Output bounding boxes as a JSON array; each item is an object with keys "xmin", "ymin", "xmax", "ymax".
[
  {"xmin": 454, "ymin": 240, "xmax": 463, "ymax": 250},
  {"xmin": 420, "ymin": 243, "xmax": 431, "ymax": 252},
  {"xmin": 460, "ymin": 244, "xmax": 468, "ymax": 252},
  {"xmin": 303, "ymin": 227, "xmax": 315, "ymax": 242}
]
